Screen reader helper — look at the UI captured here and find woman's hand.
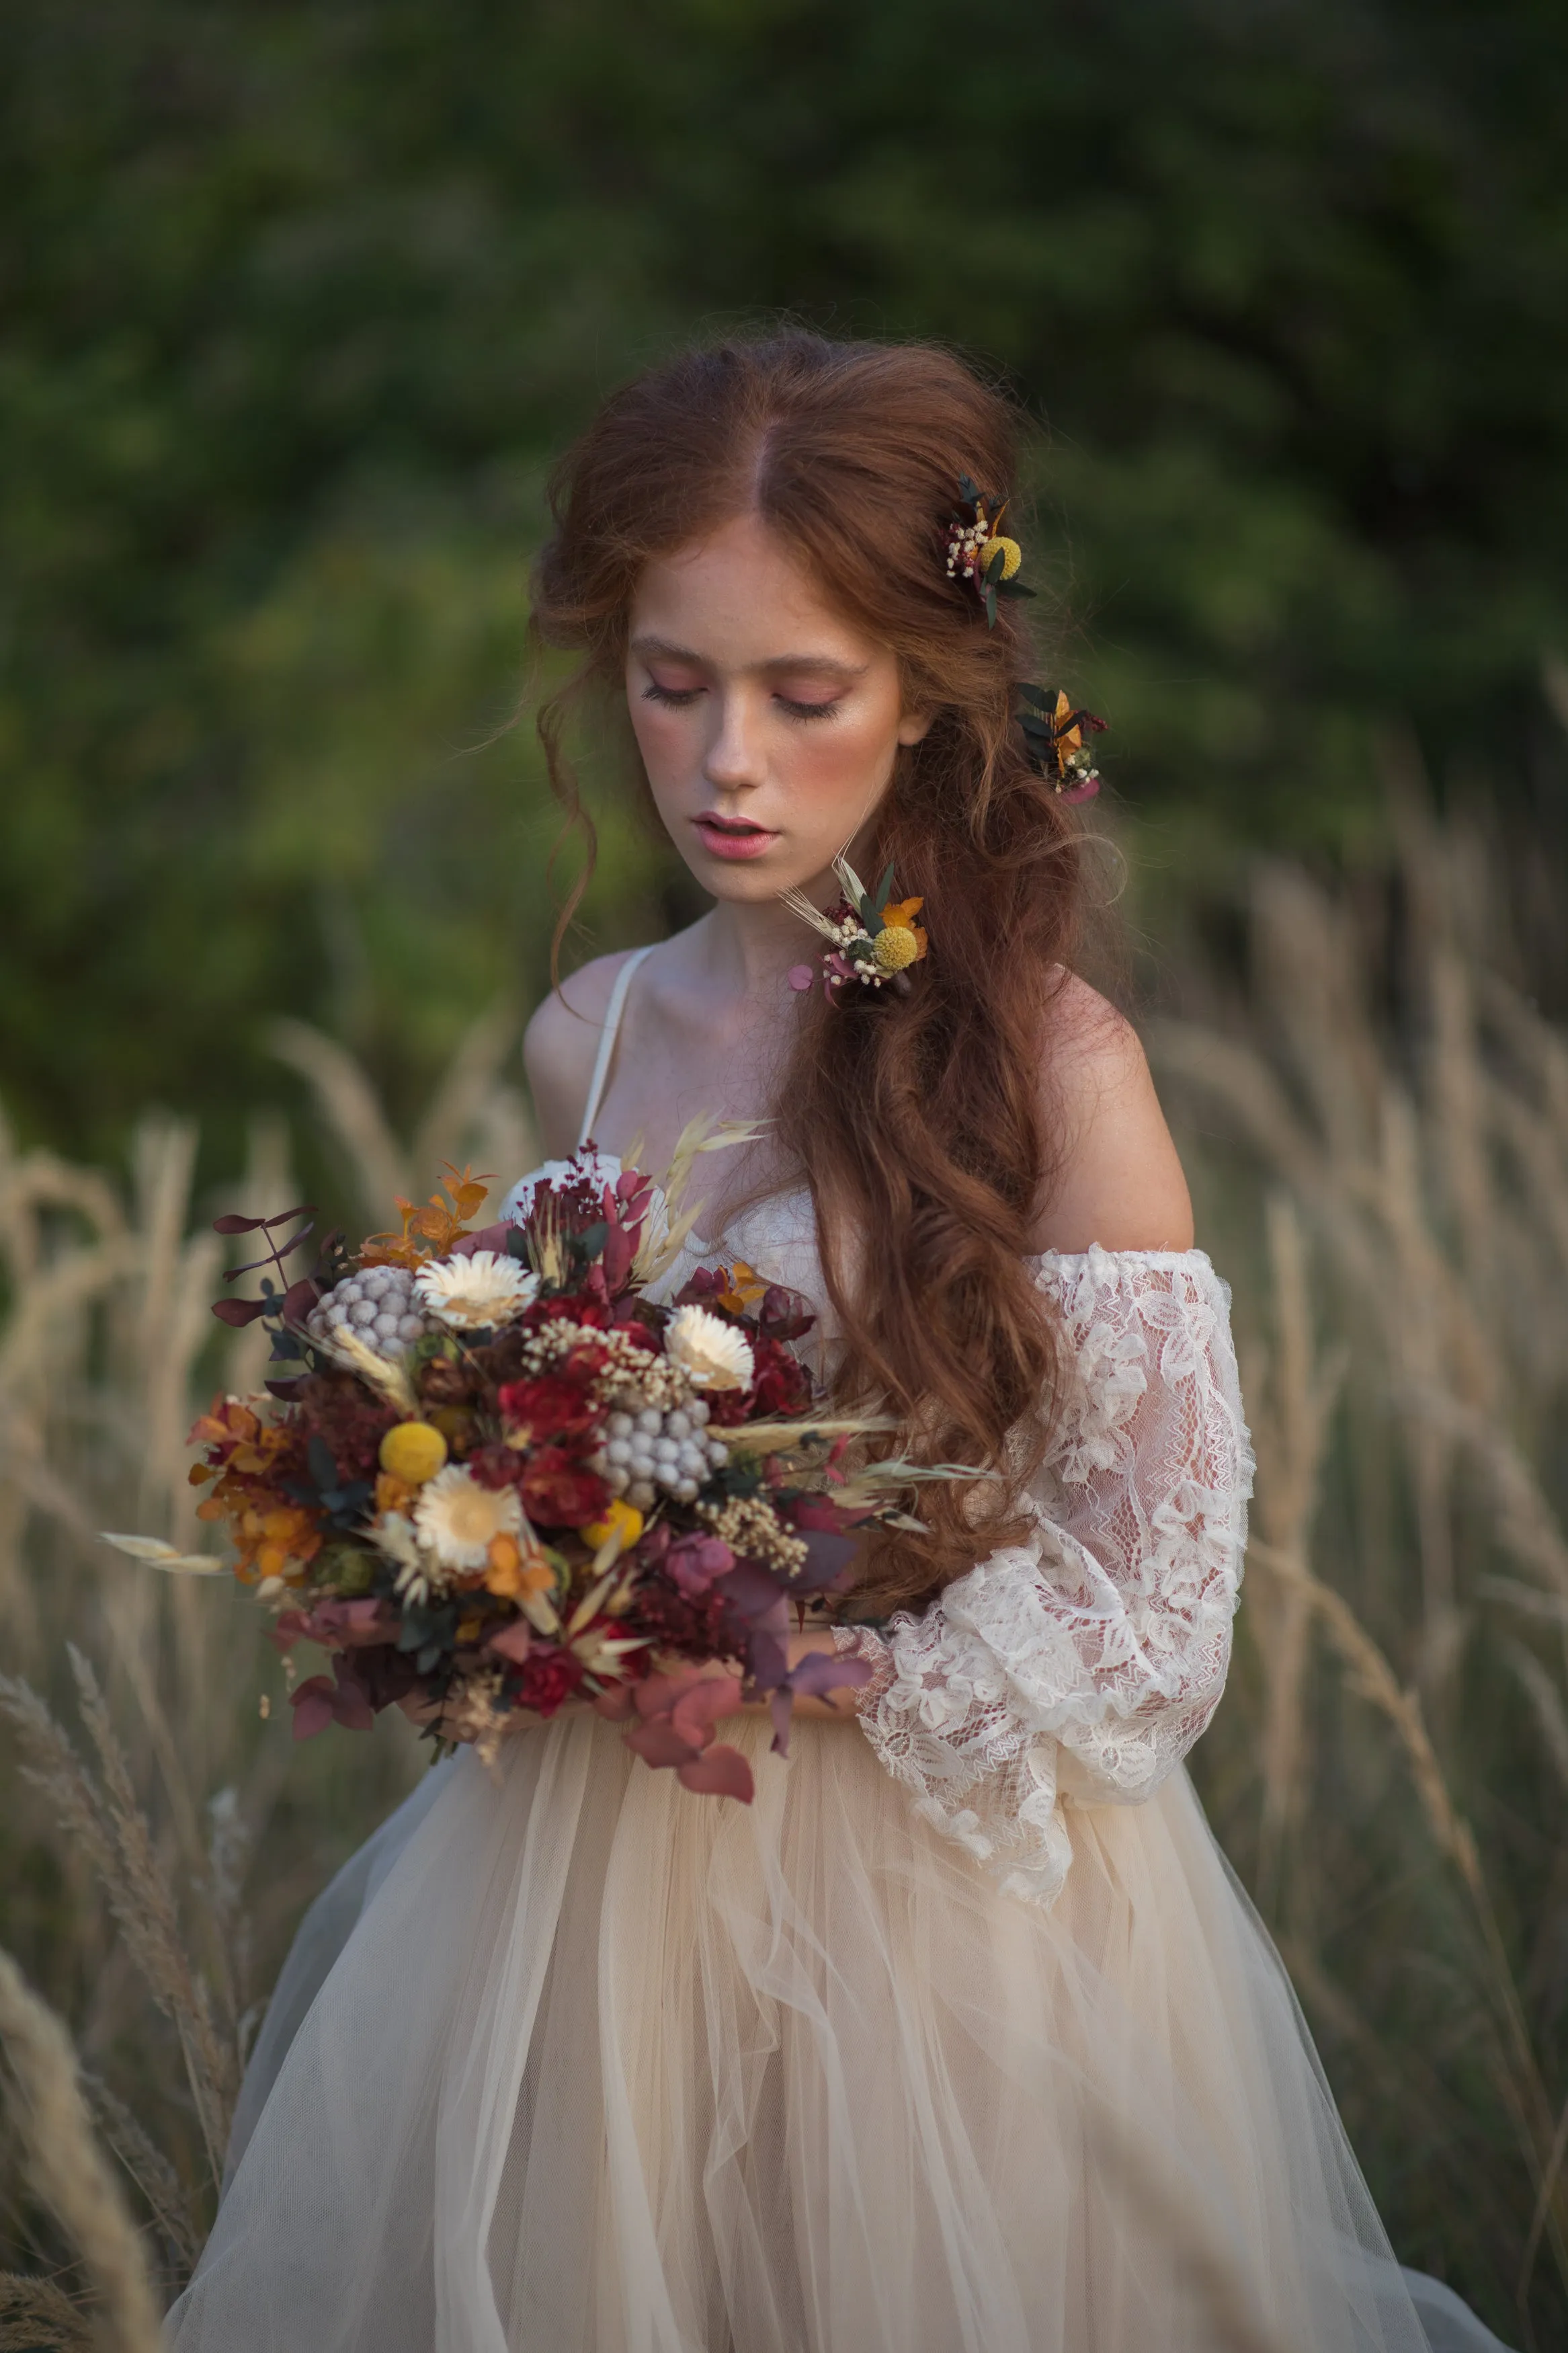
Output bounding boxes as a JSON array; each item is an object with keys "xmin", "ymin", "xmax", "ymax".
[{"xmin": 394, "ymin": 1689, "xmax": 600, "ymax": 1740}]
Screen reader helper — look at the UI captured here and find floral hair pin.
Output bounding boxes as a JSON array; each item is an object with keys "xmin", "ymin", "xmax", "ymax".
[
  {"xmin": 945, "ymin": 475, "xmax": 1036, "ymax": 630},
  {"xmin": 780, "ymin": 856, "xmax": 928, "ymax": 1002},
  {"xmin": 1018, "ymin": 684, "xmax": 1108, "ymax": 803}
]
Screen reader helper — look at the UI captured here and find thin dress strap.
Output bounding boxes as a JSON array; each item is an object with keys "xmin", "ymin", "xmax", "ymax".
[{"xmin": 576, "ymin": 945, "xmax": 654, "ymax": 1150}]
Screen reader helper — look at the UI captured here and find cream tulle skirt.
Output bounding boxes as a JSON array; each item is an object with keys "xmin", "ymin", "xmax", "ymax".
[{"xmin": 166, "ymin": 1715, "xmax": 1505, "ymax": 2352}]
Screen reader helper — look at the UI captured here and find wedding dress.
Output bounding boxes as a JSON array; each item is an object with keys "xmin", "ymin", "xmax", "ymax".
[{"xmin": 166, "ymin": 956, "xmax": 1509, "ymax": 2352}]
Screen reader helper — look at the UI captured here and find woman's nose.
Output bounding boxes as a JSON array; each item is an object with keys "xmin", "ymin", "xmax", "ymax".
[{"xmin": 702, "ymin": 690, "xmax": 764, "ymax": 793}]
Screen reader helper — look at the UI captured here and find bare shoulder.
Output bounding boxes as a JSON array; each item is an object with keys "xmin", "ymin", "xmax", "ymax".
[
  {"xmin": 524, "ymin": 948, "xmax": 647, "ymax": 1160},
  {"xmin": 1033, "ymin": 971, "xmax": 1194, "ymax": 1254}
]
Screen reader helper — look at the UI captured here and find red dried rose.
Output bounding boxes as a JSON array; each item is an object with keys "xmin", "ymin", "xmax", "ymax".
[
  {"xmin": 464, "ymin": 1443, "xmax": 527, "ymax": 1492},
  {"xmin": 497, "ymin": 1375, "xmax": 600, "ymax": 1445},
  {"xmin": 509, "ymin": 1646, "xmax": 587, "ymax": 1717},
  {"xmin": 519, "ymin": 1448, "xmax": 609, "ymax": 1527},
  {"xmin": 624, "ymin": 1571, "xmax": 737, "ymax": 1661},
  {"xmin": 296, "ymin": 1373, "xmax": 399, "ymax": 1478}
]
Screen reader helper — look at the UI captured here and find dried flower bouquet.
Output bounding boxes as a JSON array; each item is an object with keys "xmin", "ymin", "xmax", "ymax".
[{"xmin": 110, "ymin": 1135, "xmax": 931, "ymax": 1804}]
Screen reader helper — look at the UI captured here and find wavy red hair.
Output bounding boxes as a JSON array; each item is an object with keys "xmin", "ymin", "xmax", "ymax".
[{"xmin": 530, "ymin": 333, "xmax": 1087, "ymax": 1607}]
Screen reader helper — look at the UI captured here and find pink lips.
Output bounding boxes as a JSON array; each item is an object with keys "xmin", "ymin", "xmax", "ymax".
[{"xmin": 692, "ymin": 813, "xmax": 780, "ymax": 861}]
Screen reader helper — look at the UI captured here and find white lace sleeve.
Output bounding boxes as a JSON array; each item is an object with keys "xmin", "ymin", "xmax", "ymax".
[{"xmin": 837, "ymin": 1248, "xmax": 1253, "ymax": 1909}]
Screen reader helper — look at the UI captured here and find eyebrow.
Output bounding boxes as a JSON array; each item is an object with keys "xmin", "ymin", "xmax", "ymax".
[{"xmin": 628, "ymin": 636, "xmax": 868, "ymax": 682}]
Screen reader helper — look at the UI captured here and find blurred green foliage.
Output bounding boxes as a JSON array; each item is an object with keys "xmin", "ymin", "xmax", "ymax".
[{"xmin": 3, "ymin": 0, "xmax": 1567, "ymax": 1166}]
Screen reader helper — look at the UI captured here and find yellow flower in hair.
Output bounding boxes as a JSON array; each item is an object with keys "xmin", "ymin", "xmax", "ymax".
[
  {"xmin": 872, "ymin": 926, "xmax": 921, "ymax": 973},
  {"xmin": 983, "ymin": 535, "xmax": 1023, "ymax": 581},
  {"xmin": 878, "ymin": 897, "xmax": 928, "ymax": 969}
]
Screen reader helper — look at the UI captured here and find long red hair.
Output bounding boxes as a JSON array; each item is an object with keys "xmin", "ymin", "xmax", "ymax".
[{"xmin": 530, "ymin": 333, "xmax": 1087, "ymax": 1607}]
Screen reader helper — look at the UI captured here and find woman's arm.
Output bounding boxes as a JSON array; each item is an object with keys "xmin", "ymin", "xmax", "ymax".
[
  {"xmin": 835, "ymin": 1248, "xmax": 1251, "ymax": 1904},
  {"xmin": 522, "ymin": 949, "xmax": 643, "ymax": 1159},
  {"xmin": 1030, "ymin": 973, "xmax": 1193, "ymax": 1255},
  {"xmin": 827, "ymin": 989, "xmax": 1247, "ymax": 1905}
]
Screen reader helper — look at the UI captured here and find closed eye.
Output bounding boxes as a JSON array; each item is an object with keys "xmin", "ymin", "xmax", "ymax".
[
  {"xmin": 642, "ymin": 680, "xmax": 704, "ymax": 708},
  {"xmin": 777, "ymin": 695, "xmax": 843, "ymax": 722}
]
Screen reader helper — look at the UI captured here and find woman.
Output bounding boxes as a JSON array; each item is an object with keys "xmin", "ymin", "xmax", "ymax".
[{"xmin": 168, "ymin": 334, "xmax": 1505, "ymax": 2350}]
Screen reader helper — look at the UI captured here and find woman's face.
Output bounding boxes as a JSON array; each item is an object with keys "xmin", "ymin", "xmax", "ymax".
[{"xmin": 625, "ymin": 510, "xmax": 930, "ymax": 904}]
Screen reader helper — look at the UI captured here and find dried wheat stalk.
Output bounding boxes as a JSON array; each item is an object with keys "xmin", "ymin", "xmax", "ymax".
[
  {"xmin": 84, "ymin": 2075, "xmax": 204, "ymax": 2283},
  {"xmin": 1249, "ymin": 1538, "xmax": 1568, "ymax": 2286},
  {"xmin": 0, "ymin": 1947, "xmax": 163, "ymax": 2352},
  {"xmin": 0, "ymin": 1663, "xmax": 235, "ymax": 2186},
  {"xmin": 0, "ymin": 2270, "xmax": 95, "ymax": 2351}
]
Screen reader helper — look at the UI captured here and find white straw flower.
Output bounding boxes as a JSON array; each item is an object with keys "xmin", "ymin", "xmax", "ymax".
[
  {"xmin": 370, "ymin": 1511, "xmax": 434, "ymax": 1603},
  {"xmin": 663, "ymin": 1304, "xmax": 755, "ymax": 1392},
  {"xmin": 413, "ymin": 1466, "xmax": 523, "ymax": 1572},
  {"xmin": 413, "ymin": 1250, "xmax": 538, "ymax": 1331}
]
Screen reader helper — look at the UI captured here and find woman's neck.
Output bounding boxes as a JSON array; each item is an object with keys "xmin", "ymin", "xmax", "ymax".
[{"xmin": 696, "ymin": 892, "xmax": 819, "ymax": 1006}]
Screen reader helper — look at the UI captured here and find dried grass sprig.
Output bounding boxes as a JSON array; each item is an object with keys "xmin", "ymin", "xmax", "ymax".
[
  {"xmin": 0, "ymin": 1663, "xmax": 235, "ymax": 2188},
  {"xmin": 1249, "ymin": 1540, "xmax": 1568, "ymax": 2288},
  {"xmin": 630, "ymin": 1113, "xmax": 769, "ymax": 1284},
  {"xmin": 1245, "ymin": 1197, "xmax": 1348, "ymax": 1903},
  {"xmin": 0, "ymin": 1947, "xmax": 163, "ymax": 2352},
  {"xmin": 0, "ymin": 2271, "xmax": 95, "ymax": 2350},
  {"xmin": 83, "ymin": 2075, "xmax": 204, "ymax": 2285},
  {"xmin": 64, "ymin": 1652, "xmax": 235, "ymax": 2183}
]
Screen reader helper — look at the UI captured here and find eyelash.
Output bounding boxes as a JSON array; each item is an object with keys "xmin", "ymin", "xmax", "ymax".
[{"xmin": 641, "ymin": 682, "xmax": 842, "ymax": 723}]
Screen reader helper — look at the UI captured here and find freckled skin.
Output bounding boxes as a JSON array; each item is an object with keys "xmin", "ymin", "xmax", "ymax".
[{"xmin": 625, "ymin": 510, "xmax": 933, "ymax": 906}]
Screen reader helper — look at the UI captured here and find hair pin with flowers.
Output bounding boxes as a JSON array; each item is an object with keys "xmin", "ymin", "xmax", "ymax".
[
  {"xmin": 1018, "ymin": 683, "xmax": 1108, "ymax": 803},
  {"xmin": 780, "ymin": 854, "xmax": 928, "ymax": 1002},
  {"xmin": 945, "ymin": 475, "xmax": 1035, "ymax": 631}
]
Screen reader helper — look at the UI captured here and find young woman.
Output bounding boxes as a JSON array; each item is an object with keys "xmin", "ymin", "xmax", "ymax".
[{"xmin": 168, "ymin": 335, "xmax": 1505, "ymax": 2351}]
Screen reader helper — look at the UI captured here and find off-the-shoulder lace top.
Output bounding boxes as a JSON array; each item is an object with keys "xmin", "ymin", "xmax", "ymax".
[
  {"xmin": 661, "ymin": 1192, "xmax": 1251, "ymax": 1911},
  {"xmin": 500, "ymin": 1162, "xmax": 1253, "ymax": 1914}
]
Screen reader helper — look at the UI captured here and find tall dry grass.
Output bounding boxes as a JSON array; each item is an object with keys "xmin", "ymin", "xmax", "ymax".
[
  {"xmin": 0, "ymin": 1012, "xmax": 533, "ymax": 2313},
  {"xmin": 0, "ymin": 824, "xmax": 1562, "ymax": 2340},
  {"xmin": 1151, "ymin": 782, "xmax": 1568, "ymax": 2344}
]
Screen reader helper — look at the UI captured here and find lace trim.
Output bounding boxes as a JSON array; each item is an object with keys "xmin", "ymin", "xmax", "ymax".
[{"xmin": 846, "ymin": 1248, "xmax": 1252, "ymax": 1910}]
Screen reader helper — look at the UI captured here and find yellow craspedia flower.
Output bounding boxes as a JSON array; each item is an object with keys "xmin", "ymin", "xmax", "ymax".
[
  {"xmin": 872, "ymin": 924, "xmax": 921, "ymax": 973},
  {"xmin": 583, "ymin": 1499, "xmax": 645, "ymax": 1554},
  {"xmin": 378, "ymin": 1419, "xmax": 448, "ymax": 1486},
  {"xmin": 983, "ymin": 534, "xmax": 1023, "ymax": 580}
]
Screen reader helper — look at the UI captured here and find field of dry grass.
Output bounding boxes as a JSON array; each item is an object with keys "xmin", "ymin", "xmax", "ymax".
[
  {"xmin": 0, "ymin": 802, "xmax": 1563, "ymax": 2346},
  {"xmin": 1152, "ymin": 789, "xmax": 1568, "ymax": 2346}
]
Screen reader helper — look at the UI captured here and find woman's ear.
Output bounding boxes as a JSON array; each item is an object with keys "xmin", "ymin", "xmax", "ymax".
[{"xmin": 896, "ymin": 705, "xmax": 935, "ymax": 747}]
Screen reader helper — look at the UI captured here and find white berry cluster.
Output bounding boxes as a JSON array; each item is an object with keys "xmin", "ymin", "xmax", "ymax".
[
  {"xmin": 595, "ymin": 1403, "xmax": 729, "ymax": 1509},
  {"xmin": 945, "ymin": 512, "xmax": 991, "ymax": 583},
  {"xmin": 307, "ymin": 1265, "xmax": 430, "ymax": 1359}
]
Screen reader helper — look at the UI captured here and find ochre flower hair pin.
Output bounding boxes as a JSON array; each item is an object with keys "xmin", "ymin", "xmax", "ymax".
[
  {"xmin": 945, "ymin": 475, "xmax": 1035, "ymax": 630},
  {"xmin": 1018, "ymin": 684, "xmax": 1108, "ymax": 803},
  {"xmin": 780, "ymin": 856, "xmax": 928, "ymax": 1002},
  {"xmin": 946, "ymin": 475, "xmax": 1108, "ymax": 799}
]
